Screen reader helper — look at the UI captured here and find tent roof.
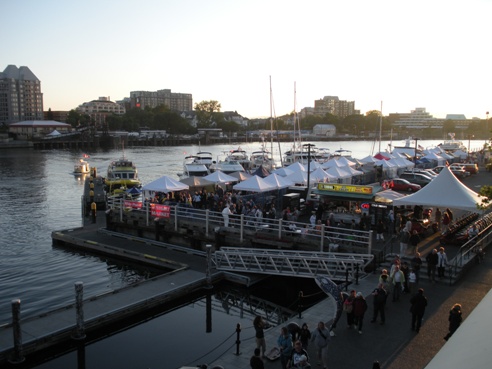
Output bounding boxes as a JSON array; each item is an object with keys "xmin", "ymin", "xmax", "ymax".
[
  {"xmin": 179, "ymin": 176, "xmax": 215, "ymax": 187},
  {"xmin": 273, "ymin": 167, "xmax": 294, "ymax": 177},
  {"xmin": 287, "ymin": 162, "xmax": 306, "ymax": 172},
  {"xmin": 374, "ymin": 189, "xmax": 407, "ymax": 203},
  {"xmin": 228, "ymin": 171, "xmax": 252, "ymax": 181},
  {"xmin": 264, "ymin": 173, "xmax": 294, "ymax": 189},
  {"xmin": 233, "ymin": 175, "xmax": 277, "ymax": 192},
  {"xmin": 142, "ymin": 176, "xmax": 189, "ymax": 193},
  {"xmin": 203, "ymin": 170, "xmax": 238, "ymax": 183},
  {"xmin": 252, "ymin": 165, "xmax": 271, "ymax": 178},
  {"xmin": 309, "ymin": 167, "xmax": 336, "ymax": 182},
  {"xmin": 392, "ymin": 166, "xmax": 487, "ymax": 211},
  {"xmin": 324, "ymin": 166, "xmax": 352, "ymax": 178}
]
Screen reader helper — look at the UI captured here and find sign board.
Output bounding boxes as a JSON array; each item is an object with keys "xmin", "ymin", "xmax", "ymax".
[
  {"xmin": 150, "ymin": 204, "xmax": 170, "ymax": 218},
  {"xmin": 317, "ymin": 183, "xmax": 374, "ymax": 195},
  {"xmin": 124, "ymin": 200, "xmax": 142, "ymax": 209}
]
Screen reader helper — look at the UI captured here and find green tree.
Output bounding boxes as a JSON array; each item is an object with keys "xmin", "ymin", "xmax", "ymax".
[{"xmin": 194, "ymin": 100, "xmax": 221, "ymax": 128}]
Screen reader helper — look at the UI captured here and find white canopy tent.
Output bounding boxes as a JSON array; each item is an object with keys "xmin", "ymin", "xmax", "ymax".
[
  {"xmin": 264, "ymin": 173, "xmax": 294, "ymax": 189},
  {"xmin": 233, "ymin": 175, "xmax": 277, "ymax": 192},
  {"xmin": 392, "ymin": 166, "xmax": 487, "ymax": 211},
  {"xmin": 273, "ymin": 167, "xmax": 294, "ymax": 177},
  {"xmin": 142, "ymin": 175, "xmax": 189, "ymax": 194},
  {"xmin": 309, "ymin": 167, "xmax": 336, "ymax": 182},
  {"xmin": 287, "ymin": 162, "xmax": 307, "ymax": 172},
  {"xmin": 285, "ymin": 170, "xmax": 308, "ymax": 185},
  {"xmin": 203, "ymin": 170, "xmax": 238, "ymax": 184}
]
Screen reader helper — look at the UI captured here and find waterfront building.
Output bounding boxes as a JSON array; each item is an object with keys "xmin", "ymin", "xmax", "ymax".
[
  {"xmin": 76, "ymin": 96, "xmax": 126, "ymax": 127},
  {"xmin": 313, "ymin": 96, "xmax": 359, "ymax": 118},
  {"xmin": 0, "ymin": 65, "xmax": 44, "ymax": 125},
  {"xmin": 130, "ymin": 89, "xmax": 192, "ymax": 111},
  {"xmin": 8, "ymin": 120, "xmax": 72, "ymax": 139}
]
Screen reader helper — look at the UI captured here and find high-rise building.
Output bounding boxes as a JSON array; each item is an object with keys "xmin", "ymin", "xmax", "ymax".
[
  {"xmin": 130, "ymin": 89, "xmax": 192, "ymax": 112},
  {"xmin": 0, "ymin": 65, "xmax": 44, "ymax": 125},
  {"xmin": 313, "ymin": 96, "xmax": 358, "ymax": 118}
]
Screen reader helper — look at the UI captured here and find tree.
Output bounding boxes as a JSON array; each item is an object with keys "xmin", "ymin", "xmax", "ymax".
[{"xmin": 194, "ymin": 100, "xmax": 221, "ymax": 128}]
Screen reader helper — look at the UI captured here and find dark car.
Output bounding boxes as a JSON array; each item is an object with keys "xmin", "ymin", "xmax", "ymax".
[{"xmin": 390, "ymin": 178, "xmax": 421, "ymax": 192}]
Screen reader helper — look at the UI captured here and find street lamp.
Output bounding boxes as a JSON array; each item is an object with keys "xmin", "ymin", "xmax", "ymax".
[
  {"xmin": 413, "ymin": 137, "xmax": 421, "ymax": 164},
  {"xmin": 303, "ymin": 143, "xmax": 316, "ymax": 199}
]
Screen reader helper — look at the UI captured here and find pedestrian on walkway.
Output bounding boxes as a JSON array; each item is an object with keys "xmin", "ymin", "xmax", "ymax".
[
  {"xmin": 390, "ymin": 265, "xmax": 405, "ymax": 302},
  {"xmin": 410, "ymin": 288, "xmax": 428, "ymax": 333},
  {"xmin": 343, "ymin": 290, "xmax": 356, "ymax": 328},
  {"xmin": 437, "ymin": 247, "xmax": 449, "ymax": 279},
  {"xmin": 426, "ymin": 248, "xmax": 438, "ymax": 283},
  {"xmin": 376, "ymin": 219, "xmax": 385, "ymax": 242},
  {"xmin": 409, "ymin": 230, "xmax": 420, "ymax": 254},
  {"xmin": 287, "ymin": 340, "xmax": 310, "ymax": 369},
  {"xmin": 399, "ymin": 227, "xmax": 410, "ymax": 256},
  {"xmin": 311, "ymin": 321, "xmax": 330, "ymax": 369},
  {"xmin": 353, "ymin": 292, "xmax": 368, "ymax": 334},
  {"xmin": 253, "ymin": 315, "xmax": 268, "ymax": 358},
  {"xmin": 250, "ymin": 348, "xmax": 265, "ymax": 369},
  {"xmin": 299, "ymin": 323, "xmax": 311, "ymax": 349},
  {"xmin": 444, "ymin": 303, "xmax": 463, "ymax": 341},
  {"xmin": 371, "ymin": 283, "xmax": 387, "ymax": 325},
  {"xmin": 277, "ymin": 326, "xmax": 293, "ymax": 369},
  {"xmin": 434, "ymin": 208, "xmax": 442, "ymax": 230},
  {"xmin": 411, "ymin": 252, "xmax": 422, "ymax": 283}
]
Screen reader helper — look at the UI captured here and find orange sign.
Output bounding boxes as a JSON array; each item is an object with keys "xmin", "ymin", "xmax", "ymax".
[{"xmin": 317, "ymin": 183, "xmax": 373, "ymax": 195}]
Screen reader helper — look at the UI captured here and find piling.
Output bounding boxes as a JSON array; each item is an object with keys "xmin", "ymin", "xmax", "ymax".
[
  {"xmin": 8, "ymin": 299, "xmax": 25, "ymax": 364},
  {"xmin": 72, "ymin": 282, "xmax": 86, "ymax": 340}
]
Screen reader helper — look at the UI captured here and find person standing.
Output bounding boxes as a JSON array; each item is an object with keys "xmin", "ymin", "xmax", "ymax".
[
  {"xmin": 371, "ymin": 283, "xmax": 388, "ymax": 325},
  {"xmin": 353, "ymin": 292, "xmax": 368, "ymax": 334},
  {"xmin": 250, "ymin": 348, "xmax": 265, "ymax": 369},
  {"xmin": 434, "ymin": 208, "xmax": 442, "ymax": 230},
  {"xmin": 222, "ymin": 205, "xmax": 232, "ymax": 227},
  {"xmin": 376, "ymin": 219, "xmax": 385, "ymax": 242},
  {"xmin": 253, "ymin": 315, "xmax": 268, "ymax": 358},
  {"xmin": 299, "ymin": 323, "xmax": 311, "ymax": 349},
  {"xmin": 437, "ymin": 247, "xmax": 449, "ymax": 279},
  {"xmin": 410, "ymin": 288, "xmax": 428, "ymax": 333},
  {"xmin": 411, "ymin": 252, "xmax": 423, "ymax": 283},
  {"xmin": 399, "ymin": 227, "xmax": 411, "ymax": 256},
  {"xmin": 287, "ymin": 340, "xmax": 310, "ymax": 369},
  {"xmin": 426, "ymin": 248, "xmax": 439, "ymax": 283},
  {"xmin": 390, "ymin": 265, "xmax": 405, "ymax": 302},
  {"xmin": 311, "ymin": 321, "xmax": 330, "ymax": 369},
  {"xmin": 444, "ymin": 303, "xmax": 463, "ymax": 341},
  {"xmin": 344, "ymin": 289, "xmax": 356, "ymax": 329},
  {"xmin": 409, "ymin": 230, "xmax": 420, "ymax": 254},
  {"xmin": 277, "ymin": 326, "xmax": 293, "ymax": 369}
]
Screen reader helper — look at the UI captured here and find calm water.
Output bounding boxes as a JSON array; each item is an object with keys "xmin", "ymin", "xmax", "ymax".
[{"xmin": 0, "ymin": 139, "xmax": 484, "ymax": 368}]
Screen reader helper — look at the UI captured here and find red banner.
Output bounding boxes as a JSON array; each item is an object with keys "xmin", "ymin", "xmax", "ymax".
[{"xmin": 150, "ymin": 204, "xmax": 170, "ymax": 218}]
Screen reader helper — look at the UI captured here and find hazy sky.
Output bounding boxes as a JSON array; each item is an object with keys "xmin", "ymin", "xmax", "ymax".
[{"xmin": 2, "ymin": 0, "xmax": 491, "ymax": 119}]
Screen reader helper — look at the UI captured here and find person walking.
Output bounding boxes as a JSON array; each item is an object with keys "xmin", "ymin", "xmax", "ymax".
[
  {"xmin": 426, "ymin": 248, "xmax": 438, "ymax": 283},
  {"xmin": 410, "ymin": 288, "xmax": 428, "ymax": 333},
  {"xmin": 376, "ymin": 219, "xmax": 385, "ymax": 242},
  {"xmin": 411, "ymin": 252, "xmax": 422, "ymax": 283},
  {"xmin": 311, "ymin": 321, "xmax": 330, "ymax": 369},
  {"xmin": 371, "ymin": 283, "xmax": 388, "ymax": 325},
  {"xmin": 343, "ymin": 290, "xmax": 356, "ymax": 329},
  {"xmin": 444, "ymin": 303, "xmax": 463, "ymax": 341},
  {"xmin": 399, "ymin": 227, "xmax": 410, "ymax": 256},
  {"xmin": 353, "ymin": 292, "xmax": 368, "ymax": 334}
]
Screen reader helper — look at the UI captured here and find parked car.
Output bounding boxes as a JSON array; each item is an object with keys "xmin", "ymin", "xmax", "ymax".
[
  {"xmin": 433, "ymin": 165, "xmax": 468, "ymax": 179},
  {"xmin": 460, "ymin": 163, "xmax": 479, "ymax": 175},
  {"xmin": 399, "ymin": 172, "xmax": 433, "ymax": 187},
  {"xmin": 390, "ymin": 178, "xmax": 421, "ymax": 192},
  {"xmin": 405, "ymin": 168, "xmax": 438, "ymax": 179}
]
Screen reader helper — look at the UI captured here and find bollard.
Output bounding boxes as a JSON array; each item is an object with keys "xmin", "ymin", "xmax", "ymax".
[
  {"xmin": 298, "ymin": 291, "xmax": 303, "ymax": 318},
  {"xmin": 72, "ymin": 282, "xmax": 86, "ymax": 340},
  {"xmin": 89, "ymin": 189, "xmax": 94, "ymax": 204},
  {"xmin": 235, "ymin": 323, "xmax": 242, "ymax": 356},
  {"xmin": 91, "ymin": 202, "xmax": 97, "ymax": 223},
  {"xmin": 9, "ymin": 299, "xmax": 25, "ymax": 364},
  {"xmin": 205, "ymin": 244, "xmax": 213, "ymax": 288}
]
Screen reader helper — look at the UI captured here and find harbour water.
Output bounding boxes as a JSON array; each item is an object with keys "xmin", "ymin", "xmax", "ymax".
[{"xmin": 0, "ymin": 139, "xmax": 485, "ymax": 368}]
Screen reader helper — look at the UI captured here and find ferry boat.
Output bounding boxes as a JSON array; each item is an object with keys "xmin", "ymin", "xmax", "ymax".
[
  {"xmin": 105, "ymin": 156, "xmax": 141, "ymax": 192},
  {"xmin": 73, "ymin": 158, "xmax": 90, "ymax": 175}
]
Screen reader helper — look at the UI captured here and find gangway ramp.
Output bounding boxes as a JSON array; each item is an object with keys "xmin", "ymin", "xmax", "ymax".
[{"xmin": 214, "ymin": 247, "xmax": 374, "ymax": 281}]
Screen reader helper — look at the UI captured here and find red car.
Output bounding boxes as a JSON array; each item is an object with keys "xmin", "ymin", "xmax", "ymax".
[{"xmin": 390, "ymin": 178, "xmax": 421, "ymax": 192}]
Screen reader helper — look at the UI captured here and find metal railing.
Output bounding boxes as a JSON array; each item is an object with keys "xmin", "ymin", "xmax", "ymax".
[{"xmin": 106, "ymin": 197, "xmax": 373, "ymax": 252}]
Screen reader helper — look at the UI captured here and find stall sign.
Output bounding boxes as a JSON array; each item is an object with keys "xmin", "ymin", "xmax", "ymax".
[
  {"xmin": 150, "ymin": 204, "xmax": 170, "ymax": 218},
  {"xmin": 361, "ymin": 203, "xmax": 370, "ymax": 209},
  {"xmin": 371, "ymin": 203, "xmax": 388, "ymax": 209},
  {"xmin": 124, "ymin": 200, "xmax": 142, "ymax": 209},
  {"xmin": 317, "ymin": 183, "xmax": 374, "ymax": 195}
]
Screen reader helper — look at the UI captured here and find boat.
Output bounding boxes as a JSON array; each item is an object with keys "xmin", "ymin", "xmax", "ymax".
[
  {"xmin": 105, "ymin": 156, "xmax": 141, "ymax": 192},
  {"xmin": 439, "ymin": 133, "xmax": 468, "ymax": 153},
  {"xmin": 224, "ymin": 147, "xmax": 252, "ymax": 171},
  {"xmin": 73, "ymin": 158, "xmax": 90, "ymax": 175},
  {"xmin": 283, "ymin": 143, "xmax": 324, "ymax": 166},
  {"xmin": 180, "ymin": 154, "xmax": 212, "ymax": 178},
  {"xmin": 210, "ymin": 159, "xmax": 245, "ymax": 174},
  {"xmin": 250, "ymin": 149, "xmax": 276, "ymax": 171}
]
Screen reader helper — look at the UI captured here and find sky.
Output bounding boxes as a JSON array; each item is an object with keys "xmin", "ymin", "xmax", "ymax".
[{"xmin": 2, "ymin": 0, "xmax": 491, "ymax": 120}]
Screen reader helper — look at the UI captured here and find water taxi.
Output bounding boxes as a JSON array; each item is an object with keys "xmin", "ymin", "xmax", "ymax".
[
  {"xmin": 73, "ymin": 158, "xmax": 90, "ymax": 175},
  {"xmin": 105, "ymin": 156, "xmax": 141, "ymax": 192}
]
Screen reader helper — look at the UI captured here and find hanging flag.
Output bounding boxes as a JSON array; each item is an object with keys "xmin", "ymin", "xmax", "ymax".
[{"xmin": 83, "ymin": 153, "xmax": 90, "ymax": 158}]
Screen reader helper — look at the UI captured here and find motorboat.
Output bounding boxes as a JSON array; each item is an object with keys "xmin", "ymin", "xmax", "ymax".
[
  {"xmin": 439, "ymin": 133, "xmax": 467, "ymax": 153},
  {"xmin": 73, "ymin": 158, "xmax": 90, "ymax": 175},
  {"xmin": 210, "ymin": 160, "xmax": 245, "ymax": 174},
  {"xmin": 250, "ymin": 149, "xmax": 276, "ymax": 171},
  {"xmin": 105, "ymin": 156, "xmax": 141, "ymax": 192},
  {"xmin": 225, "ymin": 147, "xmax": 252, "ymax": 171},
  {"xmin": 283, "ymin": 144, "xmax": 323, "ymax": 166},
  {"xmin": 181, "ymin": 155, "xmax": 211, "ymax": 178}
]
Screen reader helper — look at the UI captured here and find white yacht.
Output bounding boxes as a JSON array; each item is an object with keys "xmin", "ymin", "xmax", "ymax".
[
  {"xmin": 73, "ymin": 158, "xmax": 90, "ymax": 175},
  {"xmin": 250, "ymin": 149, "xmax": 276, "ymax": 171},
  {"xmin": 283, "ymin": 144, "xmax": 324, "ymax": 166},
  {"xmin": 225, "ymin": 147, "xmax": 252, "ymax": 171},
  {"xmin": 181, "ymin": 154, "xmax": 212, "ymax": 178}
]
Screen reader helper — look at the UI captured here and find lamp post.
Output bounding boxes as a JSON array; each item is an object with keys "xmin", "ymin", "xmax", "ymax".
[
  {"xmin": 303, "ymin": 143, "xmax": 315, "ymax": 200},
  {"xmin": 486, "ymin": 111, "xmax": 489, "ymax": 143},
  {"xmin": 468, "ymin": 134, "xmax": 474, "ymax": 162},
  {"xmin": 413, "ymin": 137, "xmax": 421, "ymax": 164},
  {"xmin": 205, "ymin": 244, "xmax": 212, "ymax": 288}
]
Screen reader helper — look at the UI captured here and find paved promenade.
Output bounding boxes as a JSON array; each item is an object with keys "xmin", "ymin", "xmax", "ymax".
[{"xmin": 207, "ymin": 254, "xmax": 492, "ymax": 369}]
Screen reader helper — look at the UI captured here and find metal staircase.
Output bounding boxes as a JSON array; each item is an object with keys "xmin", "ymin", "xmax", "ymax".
[{"xmin": 213, "ymin": 247, "xmax": 374, "ymax": 281}]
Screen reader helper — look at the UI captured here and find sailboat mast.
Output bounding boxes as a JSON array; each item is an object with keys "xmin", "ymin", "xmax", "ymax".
[
  {"xmin": 269, "ymin": 76, "xmax": 274, "ymax": 157},
  {"xmin": 378, "ymin": 101, "xmax": 383, "ymax": 153}
]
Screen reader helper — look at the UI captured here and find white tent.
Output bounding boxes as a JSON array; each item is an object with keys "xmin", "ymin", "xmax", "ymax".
[
  {"xmin": 321, "ymin": 158, "xmax": 346, "ymax": 169},
  {"xmin": 273, "ymin": 167, "xmax": 294, "ymax": 177},
  {"xmin": 307, "ymin": 160, "xmax": 322, "ymax": 170},
  {"xmin": 341, "ymin": 165, "xmax": 364, "ymax": 176},
  {"xmin": 233, "ymin": 175, "xmax": 277, "ymax": 192},
  {"xmin": 143, "ymin": 175, "xmax": 189, "ymax": 193},
  {"xmin": 374, "ymin": 189, "xmax": 407, "ymax": 203},
  {"xmin": 423, "ymin": 152, "xmax": 446, "ymax": 165},
  {"xmin": 285, "ymin": 170, "xmax": 308, "ymax": 185},
  {"xmin": 264, "ymin": 173, "xmax": 294, "ymax": 189},
  {"xmin": 360, "ymin": 155, "xmax": 377, "ymax": 164},
  {"xmin": 452, "ymin": 149, "xmax": 468, "ymax": 160},
  {"xmin": 309, "ymin": 167, "xmax": 336, "ymax": 182},
  {"xmin": 47, "ymin": 129, "xmax": 61, "ymax": 136},
  {"xmin": 287, "ymin": 162, "xmax": 306, "ymax": 172},
  {"xmin": 203, "ymin": 170, "xmax": 238, "ymax": 184},
  {"xmin": 324, "ymin": 166, "xmax": 352, "ymax": 183},
  {"xmin": 392, "ymin": 166, "xmax": 487, "ymax": 211},
  {"xmin": 336, "ymin": 156, "xmax": 357, "ymax": 167}
]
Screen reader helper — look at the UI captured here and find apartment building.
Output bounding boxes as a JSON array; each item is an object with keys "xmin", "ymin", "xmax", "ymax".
[
  {"xmin": 76, "ymin": 96, "xmax": 126, "ymax": 127},
  {"xmin": 313, "ymin": 96, "xmax": 359, "ymax": 118},
  {"xmin": 130, "ymin": 89, "xmax": 192, "ymax": 112},
  {"xmin": 0, "ymin": 65, "xmax": 44, "ymax": 125}
]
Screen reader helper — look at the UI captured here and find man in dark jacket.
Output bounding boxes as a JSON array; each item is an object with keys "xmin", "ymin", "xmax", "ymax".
[
  {"xmin": 426, "ymin": 249, "xmax": 438, "ymax": 283},
  {"xmin": 410, "ymin": 288, "xmax": 428, "ymax": 333},
  {"xmin": 370, "ymin": 283, "xmax": 388, "ymax": 325}
]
